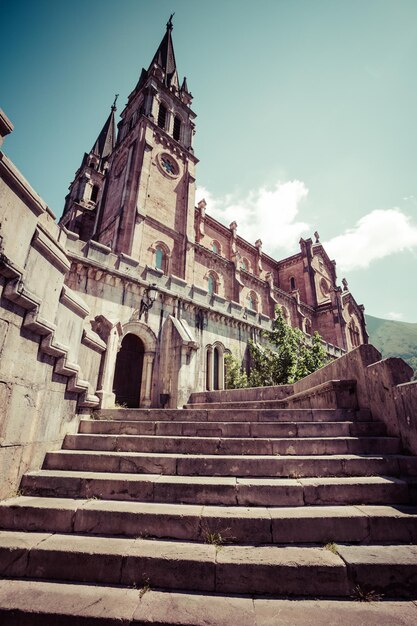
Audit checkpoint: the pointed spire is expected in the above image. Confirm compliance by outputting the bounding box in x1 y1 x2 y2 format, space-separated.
91 97 117 160
111 93 119 112
180 76 189 93
148 14 179 88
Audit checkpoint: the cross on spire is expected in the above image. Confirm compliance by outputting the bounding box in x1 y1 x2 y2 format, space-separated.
167 13 175 30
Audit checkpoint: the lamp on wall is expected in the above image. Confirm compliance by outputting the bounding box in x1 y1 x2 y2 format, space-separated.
139 283 158 320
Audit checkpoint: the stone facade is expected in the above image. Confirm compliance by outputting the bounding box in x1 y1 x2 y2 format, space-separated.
0 110 105 498
58 19 367 411
0 21 369 497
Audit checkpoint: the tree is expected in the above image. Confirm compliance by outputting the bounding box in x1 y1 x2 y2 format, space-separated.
248 307 328 386
224 352 248 389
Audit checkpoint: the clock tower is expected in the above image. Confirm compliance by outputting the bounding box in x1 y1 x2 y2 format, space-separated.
93 16 198 280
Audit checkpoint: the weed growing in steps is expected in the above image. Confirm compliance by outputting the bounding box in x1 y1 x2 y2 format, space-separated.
352 584 384 602
204 531 226 547
132 576 151 598
324 542 339 555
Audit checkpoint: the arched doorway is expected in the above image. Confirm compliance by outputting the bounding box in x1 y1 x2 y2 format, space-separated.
113 334 145 407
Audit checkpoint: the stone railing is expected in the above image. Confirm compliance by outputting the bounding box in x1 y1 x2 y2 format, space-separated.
0 115 105 498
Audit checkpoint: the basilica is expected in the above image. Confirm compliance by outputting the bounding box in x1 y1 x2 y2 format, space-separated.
56 17 366 409
3 18 417 618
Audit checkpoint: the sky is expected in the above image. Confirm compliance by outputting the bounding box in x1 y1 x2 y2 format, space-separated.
1 0 417 322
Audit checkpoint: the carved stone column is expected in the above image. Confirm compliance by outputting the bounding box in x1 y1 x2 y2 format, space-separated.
218 349 225 391
140 351 155 407
92 317 123 408
206 346 213 391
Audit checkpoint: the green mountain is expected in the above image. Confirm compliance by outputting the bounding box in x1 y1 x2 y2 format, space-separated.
365 314 417 379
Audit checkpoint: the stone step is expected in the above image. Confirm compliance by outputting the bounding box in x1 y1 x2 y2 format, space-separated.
1 581 417 626
1 497 417 545
80 419 387 438
20 471 412 506
63 433 401 456
187 379 358 412
41 449 417 478
97 407 372 423
0 531 417 598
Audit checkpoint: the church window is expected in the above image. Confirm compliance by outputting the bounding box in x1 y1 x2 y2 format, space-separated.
206 348 212 390
281 306 290 324
241 257 251 272
349 321 360 348
320 278 330 297
161 155 176 175
158 103 167 129
90 184 99 203
206 344 225 391
248 291 258 312
211 240 221 254
207 272 218 295
155 246 165 271
290 276 296 291
213 347 220 390
173 116 182 141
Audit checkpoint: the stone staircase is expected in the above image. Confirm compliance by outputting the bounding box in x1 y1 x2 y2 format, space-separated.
1 387 417 623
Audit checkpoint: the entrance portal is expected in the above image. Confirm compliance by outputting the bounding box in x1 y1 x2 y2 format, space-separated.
113 334 144 408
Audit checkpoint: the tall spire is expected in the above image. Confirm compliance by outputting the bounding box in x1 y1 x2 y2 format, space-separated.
91 97 117 160
148 14 179 88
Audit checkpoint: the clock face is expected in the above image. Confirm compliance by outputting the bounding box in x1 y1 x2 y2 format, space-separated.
157 152 179 178
161 156 176 174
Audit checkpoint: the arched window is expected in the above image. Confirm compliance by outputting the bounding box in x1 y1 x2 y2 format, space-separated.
248 291 258 312
173 116 182 141
211 240 221 254
206 347 212 391
206 344 225 391
207 272 218 295
155 246 165 271
290 276 296 291
213 347 220 390
349 321 360 348
281 306 290 324
241 257 250 272
90 184 99 203
158 103 167 129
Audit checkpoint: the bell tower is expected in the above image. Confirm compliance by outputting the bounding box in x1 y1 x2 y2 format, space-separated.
94 16 198 279
60 98 117 241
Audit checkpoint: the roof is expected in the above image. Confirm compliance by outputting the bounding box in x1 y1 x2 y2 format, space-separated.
148 15 179 88
91 105 116 160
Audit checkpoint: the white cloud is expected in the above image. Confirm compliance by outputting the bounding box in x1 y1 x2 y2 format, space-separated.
195 181 310 255
324 208 417 271
385 311 404 321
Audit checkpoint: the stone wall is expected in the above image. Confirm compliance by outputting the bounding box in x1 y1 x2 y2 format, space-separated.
191 343 417 455
0 113 104 498
293 344 417 452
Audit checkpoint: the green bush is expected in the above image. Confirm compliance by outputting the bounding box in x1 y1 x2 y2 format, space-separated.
249 307 328 385
224 352 248 389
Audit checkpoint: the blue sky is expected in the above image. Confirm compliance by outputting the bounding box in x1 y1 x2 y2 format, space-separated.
2 0 417 322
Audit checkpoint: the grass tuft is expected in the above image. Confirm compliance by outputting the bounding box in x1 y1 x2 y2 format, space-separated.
351 584 384 602
324 542 339 555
